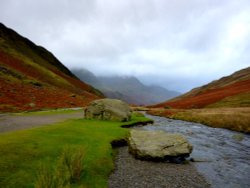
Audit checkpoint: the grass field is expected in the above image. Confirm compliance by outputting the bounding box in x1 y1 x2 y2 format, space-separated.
148 107 250 133
0 112 151 188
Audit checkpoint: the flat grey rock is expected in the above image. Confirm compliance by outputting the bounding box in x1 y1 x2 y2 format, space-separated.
128 130 193 160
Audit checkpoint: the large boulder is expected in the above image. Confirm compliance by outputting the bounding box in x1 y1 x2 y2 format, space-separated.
128 130 193 161
84 98 132 122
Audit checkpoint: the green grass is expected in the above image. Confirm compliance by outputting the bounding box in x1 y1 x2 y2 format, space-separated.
0 113 151 188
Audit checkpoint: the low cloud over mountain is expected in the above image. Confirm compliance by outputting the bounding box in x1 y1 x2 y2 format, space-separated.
72 68 180 105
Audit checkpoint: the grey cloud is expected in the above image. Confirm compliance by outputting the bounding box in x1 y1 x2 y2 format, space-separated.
0 0 249 92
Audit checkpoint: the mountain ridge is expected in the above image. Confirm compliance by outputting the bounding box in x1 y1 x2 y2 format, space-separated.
0 23 103 112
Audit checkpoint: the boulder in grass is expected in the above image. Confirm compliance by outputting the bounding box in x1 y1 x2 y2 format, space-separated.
128 130 193 162
84 98 132 122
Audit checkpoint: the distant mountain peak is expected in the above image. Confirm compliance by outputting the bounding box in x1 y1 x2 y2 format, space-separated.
72 68 181 105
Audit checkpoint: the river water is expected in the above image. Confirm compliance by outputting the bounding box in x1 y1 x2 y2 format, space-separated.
142 114 250 188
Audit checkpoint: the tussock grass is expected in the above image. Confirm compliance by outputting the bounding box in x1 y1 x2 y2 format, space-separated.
0 113 151 188
35 146 85 188
148 107 250 133
35 164 54 188
58 146 85 184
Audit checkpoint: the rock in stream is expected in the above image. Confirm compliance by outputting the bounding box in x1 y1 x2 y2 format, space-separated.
128 129 193 162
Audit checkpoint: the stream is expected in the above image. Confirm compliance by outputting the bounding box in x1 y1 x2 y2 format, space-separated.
141 114 250 188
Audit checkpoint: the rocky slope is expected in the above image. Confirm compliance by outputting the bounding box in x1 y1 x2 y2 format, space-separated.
151 67 250 108
0 23 103 112
72 68 180 105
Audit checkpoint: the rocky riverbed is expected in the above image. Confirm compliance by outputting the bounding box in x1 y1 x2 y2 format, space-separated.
142 114 250 188
109 147 210 188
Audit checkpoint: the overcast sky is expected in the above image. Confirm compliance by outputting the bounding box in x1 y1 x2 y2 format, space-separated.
1 0 250 92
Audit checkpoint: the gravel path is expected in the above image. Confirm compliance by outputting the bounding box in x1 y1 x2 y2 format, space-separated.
0 111 83 133
109 147 211 188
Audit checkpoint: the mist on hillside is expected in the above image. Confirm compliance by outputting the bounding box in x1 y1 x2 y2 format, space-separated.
72 68 181 105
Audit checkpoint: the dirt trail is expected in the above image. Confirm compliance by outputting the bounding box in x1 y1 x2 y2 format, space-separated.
0 111 83 133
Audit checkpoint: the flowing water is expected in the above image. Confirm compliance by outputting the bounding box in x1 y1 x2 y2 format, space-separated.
141 114 250 188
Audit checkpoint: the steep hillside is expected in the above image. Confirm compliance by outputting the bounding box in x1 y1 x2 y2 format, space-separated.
72 68 180 105
0 23 103 112
151 67 250 109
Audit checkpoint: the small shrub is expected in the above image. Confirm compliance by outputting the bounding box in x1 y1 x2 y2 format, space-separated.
35 164 54 188
59 146 85 183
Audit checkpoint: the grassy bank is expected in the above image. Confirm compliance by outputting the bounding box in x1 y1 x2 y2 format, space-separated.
0 112 151 188
148 107 250 133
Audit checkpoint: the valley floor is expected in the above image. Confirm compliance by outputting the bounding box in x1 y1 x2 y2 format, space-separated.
0 109 212 188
